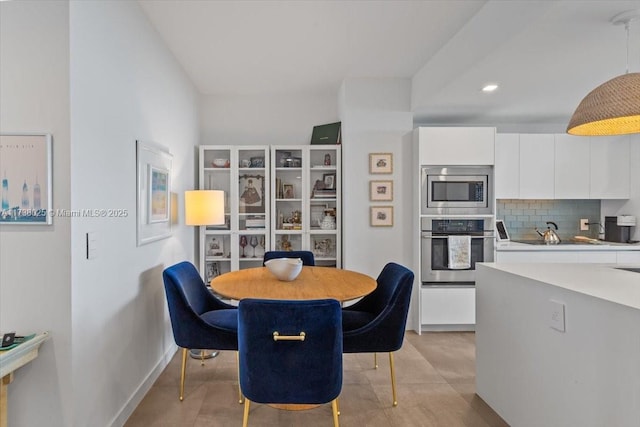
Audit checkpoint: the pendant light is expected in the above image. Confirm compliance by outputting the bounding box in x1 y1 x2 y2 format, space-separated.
567 10 640 136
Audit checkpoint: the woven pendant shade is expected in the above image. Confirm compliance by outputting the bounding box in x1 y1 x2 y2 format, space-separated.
567 72 640 136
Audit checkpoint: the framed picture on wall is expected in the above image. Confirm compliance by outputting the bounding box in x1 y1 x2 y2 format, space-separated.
0 133 53 225
137 140 173 245
369 153 393 174
369 180 393 201
147 165 170 224
370 205 393 227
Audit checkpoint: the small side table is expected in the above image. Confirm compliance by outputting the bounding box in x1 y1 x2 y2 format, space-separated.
0 332 50 427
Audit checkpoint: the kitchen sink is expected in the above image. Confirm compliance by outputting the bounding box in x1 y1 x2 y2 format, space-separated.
615 267 640 274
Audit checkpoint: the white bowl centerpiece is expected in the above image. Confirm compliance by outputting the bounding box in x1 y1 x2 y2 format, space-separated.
265 258 303 281
212 158 229 168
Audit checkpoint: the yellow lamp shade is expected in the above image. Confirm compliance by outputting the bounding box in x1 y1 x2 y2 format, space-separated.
567 72 640 136
184 190 225 226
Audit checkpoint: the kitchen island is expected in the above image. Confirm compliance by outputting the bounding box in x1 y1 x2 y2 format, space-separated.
475 263 640 427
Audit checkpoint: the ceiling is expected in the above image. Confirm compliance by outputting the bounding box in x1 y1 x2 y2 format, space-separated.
139 0 640 127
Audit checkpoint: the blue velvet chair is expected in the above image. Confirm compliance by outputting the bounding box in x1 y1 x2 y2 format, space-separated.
162 261 240 402
342 262 414 407
263 250 315 266
238 298 342 427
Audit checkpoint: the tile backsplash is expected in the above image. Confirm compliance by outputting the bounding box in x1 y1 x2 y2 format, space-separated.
496 199 601 240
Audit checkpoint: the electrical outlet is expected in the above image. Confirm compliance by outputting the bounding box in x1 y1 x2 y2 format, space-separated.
580 218 589 231
548 300 565 332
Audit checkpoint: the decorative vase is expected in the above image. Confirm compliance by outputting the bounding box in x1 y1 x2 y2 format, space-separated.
320 213 336 230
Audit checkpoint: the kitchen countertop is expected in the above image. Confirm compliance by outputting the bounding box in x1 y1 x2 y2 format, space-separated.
496 240 640 251
478 262 640 310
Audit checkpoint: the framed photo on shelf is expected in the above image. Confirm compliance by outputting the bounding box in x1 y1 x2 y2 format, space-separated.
310 203 327 228
282 184 295 199
369 180 393 201
239 174 265 213
369 152 393 174
206 236 225 258
205 261 221 282
323 173 336 190
370 205 393 227
0 133 53 225
136 140 172 246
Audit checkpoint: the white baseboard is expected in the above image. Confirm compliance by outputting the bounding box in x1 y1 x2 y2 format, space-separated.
421 324 475 332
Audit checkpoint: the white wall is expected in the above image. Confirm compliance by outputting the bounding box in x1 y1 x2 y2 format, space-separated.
69 2 199 426
0 2 73 425
338 78 415 323
602 134 640 242
200 93 338 145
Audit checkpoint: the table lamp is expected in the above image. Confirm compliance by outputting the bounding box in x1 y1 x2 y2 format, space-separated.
184 189 225 360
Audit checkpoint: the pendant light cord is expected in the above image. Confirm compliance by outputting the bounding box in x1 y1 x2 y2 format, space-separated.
625 20 629 74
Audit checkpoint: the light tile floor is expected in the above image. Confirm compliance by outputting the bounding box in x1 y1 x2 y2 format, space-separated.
125 332 509 426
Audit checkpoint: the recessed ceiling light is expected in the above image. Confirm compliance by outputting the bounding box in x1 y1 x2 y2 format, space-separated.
482 84 498 92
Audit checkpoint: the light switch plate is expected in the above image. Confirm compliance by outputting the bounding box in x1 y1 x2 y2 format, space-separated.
549 300 565 332
86 232 98 260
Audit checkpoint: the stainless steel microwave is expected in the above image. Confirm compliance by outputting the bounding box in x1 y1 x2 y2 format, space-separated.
422 166 492 214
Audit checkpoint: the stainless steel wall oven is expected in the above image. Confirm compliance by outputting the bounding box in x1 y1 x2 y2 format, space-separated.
421 217 494 286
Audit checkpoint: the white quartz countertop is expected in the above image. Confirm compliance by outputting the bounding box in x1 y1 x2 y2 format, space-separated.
496 241 640 251
479 263 640 310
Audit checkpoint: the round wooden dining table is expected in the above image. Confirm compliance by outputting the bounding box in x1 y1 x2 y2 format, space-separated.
211 266 376 412
210 266 376 302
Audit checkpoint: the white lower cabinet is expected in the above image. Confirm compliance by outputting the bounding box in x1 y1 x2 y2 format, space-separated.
420 287 475 328
577 251 617 263
496 250 638 264
496 251 578 263
617 251 640 264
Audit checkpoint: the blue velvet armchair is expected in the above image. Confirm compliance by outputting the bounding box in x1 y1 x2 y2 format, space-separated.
162 261 239 401
342 262 414 407
263 250 315 266
238 298 342 426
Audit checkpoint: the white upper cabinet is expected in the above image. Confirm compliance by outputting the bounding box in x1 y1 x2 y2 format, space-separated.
589 136 630 199
494 134 520 199
554 134 590 199
519 134 554 199
494 133 630 200
416 127 495 165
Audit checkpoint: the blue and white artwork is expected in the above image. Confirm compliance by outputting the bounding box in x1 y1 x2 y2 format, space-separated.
0 134 52 224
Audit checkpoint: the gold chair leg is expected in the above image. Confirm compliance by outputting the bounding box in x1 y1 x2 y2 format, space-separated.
236 351 244 404
242 399 251 427
331 399 340 427
179 348 188 401
336 397 340 416
389 352 398 407
200 350 205 366
374 352 378 369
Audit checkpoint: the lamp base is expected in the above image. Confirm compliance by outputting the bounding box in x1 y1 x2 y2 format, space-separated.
189 349 219 361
